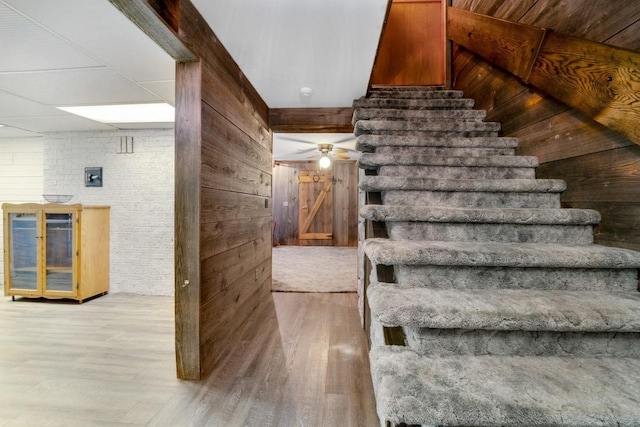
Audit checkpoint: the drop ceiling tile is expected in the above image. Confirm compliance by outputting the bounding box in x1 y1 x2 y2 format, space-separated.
1 115 116 133
0 125 42 138
0 68 161 106
5 0 175 82
0 3 103 72
110 122 174 130
0 90 66 118
140 81 176 106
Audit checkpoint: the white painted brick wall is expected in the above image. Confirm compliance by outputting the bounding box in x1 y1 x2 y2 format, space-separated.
0 138 45 286
43 129 175 295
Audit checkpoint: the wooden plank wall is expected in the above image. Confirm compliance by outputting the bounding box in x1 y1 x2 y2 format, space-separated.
174 1 273 379
272 161 358 247
451 0 640 251
371 0 445 86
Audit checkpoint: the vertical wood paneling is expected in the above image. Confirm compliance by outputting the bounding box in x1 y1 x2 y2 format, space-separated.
451 0 640 251
174 61 202 380
272 161 358 247
371 0 445 86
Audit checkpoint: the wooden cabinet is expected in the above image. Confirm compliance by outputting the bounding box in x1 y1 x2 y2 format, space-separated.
2 203 110 303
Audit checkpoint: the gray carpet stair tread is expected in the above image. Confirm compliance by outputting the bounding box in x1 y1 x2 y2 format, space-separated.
358 153 538 169
359 205 601 224
363 238 640 268
356 135 518 151
360 176 566 192
367 282 640 331
355 119 500 134
370 345 640 427
353 98 475 109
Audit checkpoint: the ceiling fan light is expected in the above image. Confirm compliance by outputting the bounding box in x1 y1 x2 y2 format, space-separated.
319 155 331 169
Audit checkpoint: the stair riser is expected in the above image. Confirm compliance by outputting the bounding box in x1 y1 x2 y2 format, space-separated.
375 146 516 157
386 222 594 245
353 99 475 110
382 190 561 209
358 130 500 138
357 135 518 151
356 122 500 134
378 165 535 180
353 109 486 122
404 328 640 358
394 265 637 292
369 90 463 99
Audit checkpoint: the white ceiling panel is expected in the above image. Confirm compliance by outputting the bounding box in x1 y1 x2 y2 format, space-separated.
4 0 176 82
0 68 162 106
0 125 41 138
140 81 176 106
0 91 67 118
0 3 103 72
0 115 116 133
192 0 387 108
110 122 174 130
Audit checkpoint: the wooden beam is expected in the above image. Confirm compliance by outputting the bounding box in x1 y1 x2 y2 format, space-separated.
447 6 640 146
107 0 196 62
269 108 355 133
447 7 546 81
528 32 640 144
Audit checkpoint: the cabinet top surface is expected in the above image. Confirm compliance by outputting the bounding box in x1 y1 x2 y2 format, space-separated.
2 203 110 211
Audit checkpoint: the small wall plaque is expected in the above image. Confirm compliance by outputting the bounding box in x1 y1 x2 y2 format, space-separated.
85 167 103 187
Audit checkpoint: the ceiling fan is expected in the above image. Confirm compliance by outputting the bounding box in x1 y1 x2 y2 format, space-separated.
274 134 359 168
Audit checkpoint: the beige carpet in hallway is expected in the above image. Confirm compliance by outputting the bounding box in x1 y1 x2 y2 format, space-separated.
271 245 358 292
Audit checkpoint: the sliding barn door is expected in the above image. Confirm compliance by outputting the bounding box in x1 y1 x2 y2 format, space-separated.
298 170 333 246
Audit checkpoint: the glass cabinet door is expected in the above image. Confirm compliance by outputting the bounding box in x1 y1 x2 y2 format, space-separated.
43 212 76 294
7 213 38 291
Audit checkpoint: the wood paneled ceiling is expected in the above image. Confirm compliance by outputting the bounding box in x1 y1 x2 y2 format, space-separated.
0 0 387 146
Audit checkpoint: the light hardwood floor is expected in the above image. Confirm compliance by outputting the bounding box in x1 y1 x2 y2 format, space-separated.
0 292 378 426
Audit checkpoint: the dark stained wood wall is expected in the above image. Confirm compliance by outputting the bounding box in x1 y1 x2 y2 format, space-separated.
171 1 272 379
451 0 640 251
272 161 358 247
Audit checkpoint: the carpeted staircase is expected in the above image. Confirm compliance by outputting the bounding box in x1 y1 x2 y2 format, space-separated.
354 86 640 427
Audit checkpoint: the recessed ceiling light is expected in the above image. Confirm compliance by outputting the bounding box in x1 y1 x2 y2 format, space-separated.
299 87 314 97
57 103 175 124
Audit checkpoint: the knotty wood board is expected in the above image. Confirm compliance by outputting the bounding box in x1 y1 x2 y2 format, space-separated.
528 32 640 144
514 109 634 163
448 7 546 80
272 164 300 246
564 201 640 252
371 0 445 86
536 145 640 203
200 230 271 305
